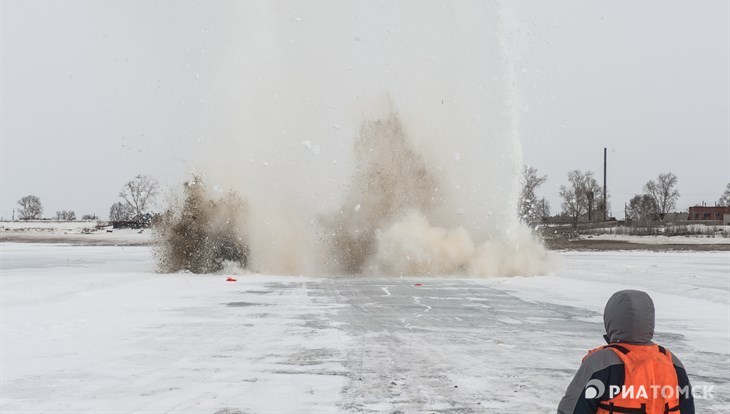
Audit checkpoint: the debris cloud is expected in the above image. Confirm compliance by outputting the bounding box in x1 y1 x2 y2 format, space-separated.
159 1 556 276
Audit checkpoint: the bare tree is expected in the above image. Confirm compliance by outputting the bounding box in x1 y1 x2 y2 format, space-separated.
17 195 43 220
109 201 134 222
518 165 547 224
643 173 680 220
718 183 730 207
119 175 159 216
55 210 77 221
626 194 658 225
559 170 601 228
538 198 551 219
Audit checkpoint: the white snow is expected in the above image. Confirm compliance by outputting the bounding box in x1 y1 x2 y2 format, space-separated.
1 220 103 231
0 221 152 245
580 233 730 245
1 244 728 413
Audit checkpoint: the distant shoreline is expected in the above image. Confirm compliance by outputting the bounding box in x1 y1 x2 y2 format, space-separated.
0 231 153 246
544 237 730 252
0 233 152 246
2 233 729 252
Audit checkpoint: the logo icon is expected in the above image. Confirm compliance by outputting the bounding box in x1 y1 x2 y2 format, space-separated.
585 379 605 399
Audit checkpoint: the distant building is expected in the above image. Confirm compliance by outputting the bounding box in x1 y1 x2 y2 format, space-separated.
687 205 730 221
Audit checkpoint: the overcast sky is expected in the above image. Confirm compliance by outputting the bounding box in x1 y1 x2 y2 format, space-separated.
1 1 728 220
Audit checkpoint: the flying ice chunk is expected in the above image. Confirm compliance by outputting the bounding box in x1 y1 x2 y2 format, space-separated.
354 204 361 212
302 140 320 156
454 152 461 162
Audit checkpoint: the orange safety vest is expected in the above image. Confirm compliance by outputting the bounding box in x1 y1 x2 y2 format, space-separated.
583 343 682 414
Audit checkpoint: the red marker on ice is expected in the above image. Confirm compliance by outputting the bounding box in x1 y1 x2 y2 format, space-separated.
226 277 237 282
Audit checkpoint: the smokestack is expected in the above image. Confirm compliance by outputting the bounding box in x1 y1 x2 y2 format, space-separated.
603 147 607 221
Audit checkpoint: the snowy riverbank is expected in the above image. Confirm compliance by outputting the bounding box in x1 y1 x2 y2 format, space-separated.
0 221 152 245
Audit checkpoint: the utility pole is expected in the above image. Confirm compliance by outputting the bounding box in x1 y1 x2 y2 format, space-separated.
587 191 594 221
603 147 607 221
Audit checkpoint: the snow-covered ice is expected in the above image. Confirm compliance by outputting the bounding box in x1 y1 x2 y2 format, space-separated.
1 244 728 413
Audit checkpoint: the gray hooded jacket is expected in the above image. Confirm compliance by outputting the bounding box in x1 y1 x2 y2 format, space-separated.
603 289 654 344
557 290 694 414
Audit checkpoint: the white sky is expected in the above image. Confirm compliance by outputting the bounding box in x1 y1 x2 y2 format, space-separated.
1 1 728 220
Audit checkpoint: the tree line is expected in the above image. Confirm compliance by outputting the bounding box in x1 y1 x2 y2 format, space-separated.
519 168 730 228
13 175 159 222
12 172 730 225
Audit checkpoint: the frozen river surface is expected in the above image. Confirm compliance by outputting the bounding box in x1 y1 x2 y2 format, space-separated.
1 244 728 413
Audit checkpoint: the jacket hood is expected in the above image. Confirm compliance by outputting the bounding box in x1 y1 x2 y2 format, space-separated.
603 290 655 344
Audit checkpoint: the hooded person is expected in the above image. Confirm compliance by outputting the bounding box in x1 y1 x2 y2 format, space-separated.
557 290 694 414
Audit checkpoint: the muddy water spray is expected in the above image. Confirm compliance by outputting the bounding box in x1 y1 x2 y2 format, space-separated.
162 1 556 276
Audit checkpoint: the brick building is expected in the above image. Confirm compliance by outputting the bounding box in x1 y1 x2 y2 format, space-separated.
687 205 730 221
